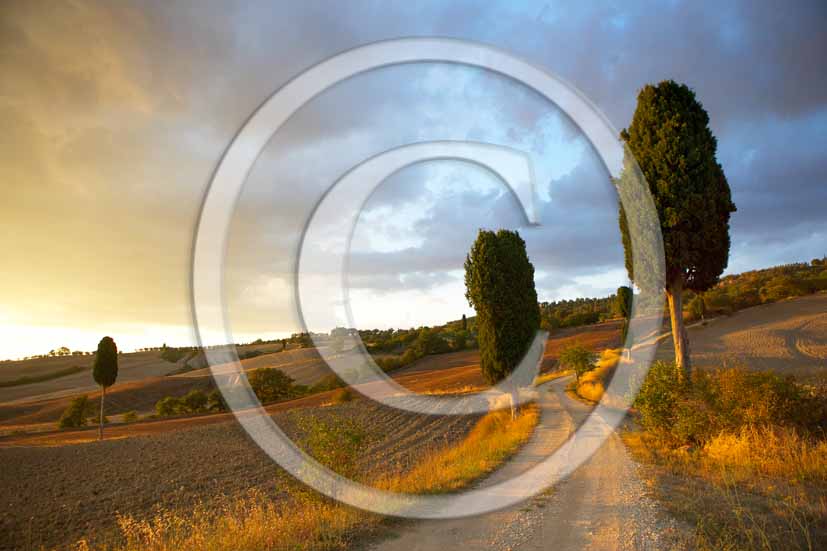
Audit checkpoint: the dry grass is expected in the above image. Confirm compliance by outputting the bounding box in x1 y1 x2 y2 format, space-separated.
575 348 622 403
704 426 827 483
533 370 572 386
76 405 539 551
379 404 539 494
419 384 486 396
624 427 827 550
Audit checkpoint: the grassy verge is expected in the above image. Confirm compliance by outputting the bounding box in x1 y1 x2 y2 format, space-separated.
624 363 827 550
0 365 86 388
624 428 827 550
533 369 572 386
78 404 539 551
573 348 621 403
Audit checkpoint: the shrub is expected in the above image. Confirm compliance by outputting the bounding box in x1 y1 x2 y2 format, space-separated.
247 368 300 404
155 396 182 417
122 410 139 423
687 294 706 321
330 388 353 404
207 389 227 412
180 390 208 413
634 362 827 445
58 395 94 429
309 374 345 393
374 356 403 373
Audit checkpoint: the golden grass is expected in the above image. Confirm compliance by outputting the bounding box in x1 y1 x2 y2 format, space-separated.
704 425 827 483
624 427 827 550
78 405 539 551
575 348 621 403
419 384 486 396
379 404 539 494
533 370 572 386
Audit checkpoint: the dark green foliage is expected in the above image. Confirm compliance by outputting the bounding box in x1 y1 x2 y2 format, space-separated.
237 349 264 360
122 411 139 423
247 368 302 404
615 286 633 319
462 314 467 331
619 80 736 293
155 396 182 416
207 389 227 412
539 296 614 330
702 261 827 314
453 332 467 351
618 81 736 374
160 346 186 364
156 388 225 416
687 294 706 320
308 374 346 393
180 390 208 412
559 344 597 382
464 229 540 385
58 395 94 429
634 362 827 445
92 336 118 388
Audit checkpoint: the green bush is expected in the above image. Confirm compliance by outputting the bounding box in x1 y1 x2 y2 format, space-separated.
155 396 182 417
122 410 139 423
248 368 302 404
634 362 827 445
308 374 345 393
58 395 94 429
180 389 208 413
207 389 227 412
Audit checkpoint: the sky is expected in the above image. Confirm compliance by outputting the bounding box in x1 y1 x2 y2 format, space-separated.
1 1 826 359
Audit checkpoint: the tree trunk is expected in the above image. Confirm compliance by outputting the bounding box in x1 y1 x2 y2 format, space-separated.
508 385 519 420
665 280 691 380
99 386 105 441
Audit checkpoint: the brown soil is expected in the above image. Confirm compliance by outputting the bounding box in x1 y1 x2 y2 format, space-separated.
0 399 479 551
655 293 827 381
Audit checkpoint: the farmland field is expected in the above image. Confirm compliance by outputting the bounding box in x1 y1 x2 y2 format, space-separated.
655 293 827 381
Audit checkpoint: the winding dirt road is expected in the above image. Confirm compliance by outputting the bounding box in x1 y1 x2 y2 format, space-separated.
370 377 687 551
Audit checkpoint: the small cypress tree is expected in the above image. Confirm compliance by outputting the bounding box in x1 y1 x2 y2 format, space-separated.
92 336 118 440
616 285 634 358
618 80 735 379
615 286 633 320
465 229 539 415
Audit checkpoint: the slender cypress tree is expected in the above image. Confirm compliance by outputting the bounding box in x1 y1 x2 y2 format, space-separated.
618 81 735 378
465 229 539 415
92 336 118 440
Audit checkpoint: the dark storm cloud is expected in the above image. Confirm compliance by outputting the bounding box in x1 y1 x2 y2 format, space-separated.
2 0 825 343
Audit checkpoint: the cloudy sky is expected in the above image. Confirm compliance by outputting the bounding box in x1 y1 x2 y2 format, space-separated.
2 1 825 359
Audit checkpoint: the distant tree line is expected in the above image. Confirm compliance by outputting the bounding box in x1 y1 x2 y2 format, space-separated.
689 258 827 319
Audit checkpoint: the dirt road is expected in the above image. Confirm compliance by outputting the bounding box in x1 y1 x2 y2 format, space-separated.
369 377 687 551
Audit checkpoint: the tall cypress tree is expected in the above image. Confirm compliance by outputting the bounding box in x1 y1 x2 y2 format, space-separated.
464 229 539 400
618 81 735 378
92 336 118 440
